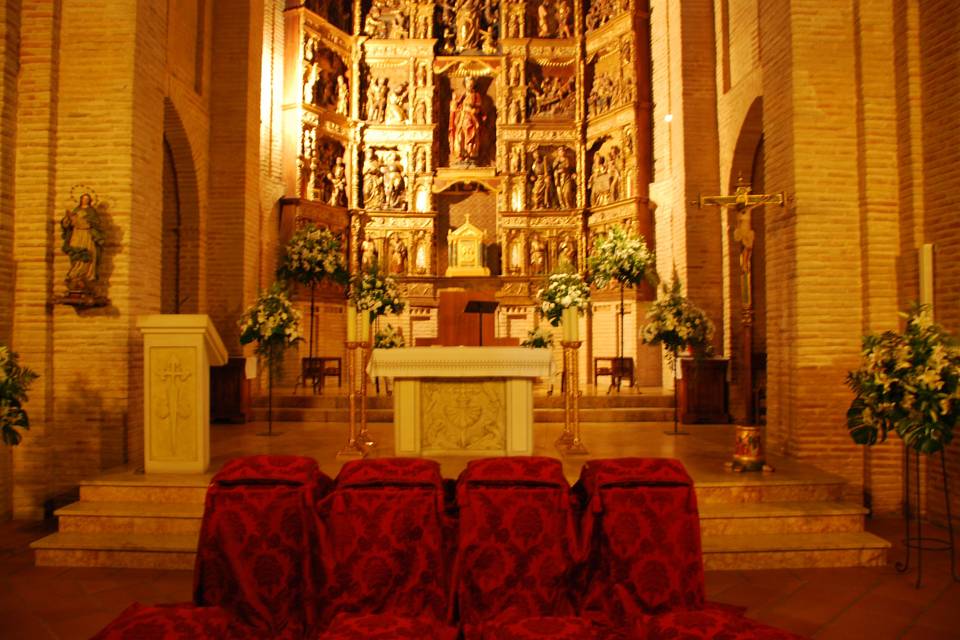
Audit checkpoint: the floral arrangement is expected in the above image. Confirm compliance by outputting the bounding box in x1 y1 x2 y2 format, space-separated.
0 346 38 446
536 271 591 327
521 325 555 349
846 305 960 455
374 324 406 349
587 226 657 289
641 275 714 363
349 264 405 319
239 283 303 356
276 224 348 287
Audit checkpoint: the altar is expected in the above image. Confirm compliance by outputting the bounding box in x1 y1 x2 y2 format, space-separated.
368 347 552 457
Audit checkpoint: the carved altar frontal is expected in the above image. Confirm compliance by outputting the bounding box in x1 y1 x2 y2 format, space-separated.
368 347 552 456
285 0 651 307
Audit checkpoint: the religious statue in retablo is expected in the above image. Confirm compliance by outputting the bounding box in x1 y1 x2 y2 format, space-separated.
449 77 486 166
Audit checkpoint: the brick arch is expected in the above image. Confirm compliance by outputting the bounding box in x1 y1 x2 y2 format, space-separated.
162 98 202 313
726 97 766 424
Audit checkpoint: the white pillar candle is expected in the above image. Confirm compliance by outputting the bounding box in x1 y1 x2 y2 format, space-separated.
360 310 371 343
563 307 579 342
347 304 357 342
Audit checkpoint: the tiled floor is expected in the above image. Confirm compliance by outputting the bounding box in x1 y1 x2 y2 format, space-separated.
1 517 958 638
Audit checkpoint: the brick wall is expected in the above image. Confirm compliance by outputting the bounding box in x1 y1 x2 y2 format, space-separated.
919 0 960 528
0 0 20 519
11 0 60 519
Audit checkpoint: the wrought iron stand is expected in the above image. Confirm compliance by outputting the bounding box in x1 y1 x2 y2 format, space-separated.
897 446 960 588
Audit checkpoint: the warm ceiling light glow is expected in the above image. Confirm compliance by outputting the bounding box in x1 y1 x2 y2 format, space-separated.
664 113 673 123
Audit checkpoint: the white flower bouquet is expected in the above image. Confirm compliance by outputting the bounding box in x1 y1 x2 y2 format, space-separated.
239 283 303 356
277 224 348 287
521 325 555 349
641 276 714 363
846 305 960 454
0 346 38 446
587 226 657 289
349 264 405 319
374 324 406 349
536 271 591 327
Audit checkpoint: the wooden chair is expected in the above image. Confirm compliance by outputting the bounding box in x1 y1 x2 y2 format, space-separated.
295 357 342 395
593 357 635 392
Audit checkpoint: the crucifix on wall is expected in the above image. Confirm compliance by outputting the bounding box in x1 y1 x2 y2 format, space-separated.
697 175 784 425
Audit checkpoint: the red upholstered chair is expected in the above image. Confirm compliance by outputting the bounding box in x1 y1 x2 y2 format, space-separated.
193 455 330 640
89 603 236 640
315 458 455 633
636 606 811 639
574 458 706 628
317 612 459 640
453 457 584 639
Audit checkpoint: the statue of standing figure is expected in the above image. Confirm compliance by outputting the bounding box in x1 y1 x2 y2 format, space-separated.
449 77 486 165
363 149 386 208
382 152 407 210
528 147 555 209
61 193 105 293
384 81 409 124
326 157 348 207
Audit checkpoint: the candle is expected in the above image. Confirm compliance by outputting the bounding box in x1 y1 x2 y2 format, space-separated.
563 307 578 342
360 310 371 343
347 304 357 342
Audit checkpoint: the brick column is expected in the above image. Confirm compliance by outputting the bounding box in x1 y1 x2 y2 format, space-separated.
760 0 868 496
11 0 59 519
208 0 265 353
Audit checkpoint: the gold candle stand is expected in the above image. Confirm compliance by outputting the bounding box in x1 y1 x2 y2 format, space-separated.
559 340 588 456
337 341 367 458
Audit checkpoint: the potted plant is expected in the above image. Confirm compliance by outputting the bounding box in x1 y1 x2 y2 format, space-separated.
846 304 959 454
521 326 555 349
276 224 348 389
536 270 591 341
349 263 405 335
0 346 38 446
239 283 303 436
845 304 960 586
641 274 715 436
587 226 657 391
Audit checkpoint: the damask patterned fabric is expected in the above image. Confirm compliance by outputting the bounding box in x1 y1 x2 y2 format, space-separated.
636 606 811 640
316 612 459 640
193 455 328 640
89 603 235 640
575 458 706 625
479 616 599 640
454 457 579 637
315 458 452 627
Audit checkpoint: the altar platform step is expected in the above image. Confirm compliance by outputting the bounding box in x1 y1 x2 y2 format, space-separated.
30 457 889 571
701 531 890 570
249 391 677 423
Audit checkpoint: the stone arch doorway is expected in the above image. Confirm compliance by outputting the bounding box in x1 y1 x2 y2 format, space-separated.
161 99 202 313
727 97 766 424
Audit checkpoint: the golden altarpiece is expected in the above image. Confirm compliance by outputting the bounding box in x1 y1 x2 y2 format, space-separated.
280 0 653 382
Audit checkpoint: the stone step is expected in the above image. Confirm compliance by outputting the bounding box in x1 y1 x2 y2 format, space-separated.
250 408 395 422
56 501 204 535
534 408 675 422
698 501 867 535
31 532 198 570
701 531 891 570
254 393 675 410
695 479 846 505
250 407 676 423
79 472 210 504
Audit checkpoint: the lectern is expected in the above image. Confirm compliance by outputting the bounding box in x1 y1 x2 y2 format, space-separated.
464 300 499 346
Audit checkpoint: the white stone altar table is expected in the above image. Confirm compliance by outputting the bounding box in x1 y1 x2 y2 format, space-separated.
368 347 552 457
